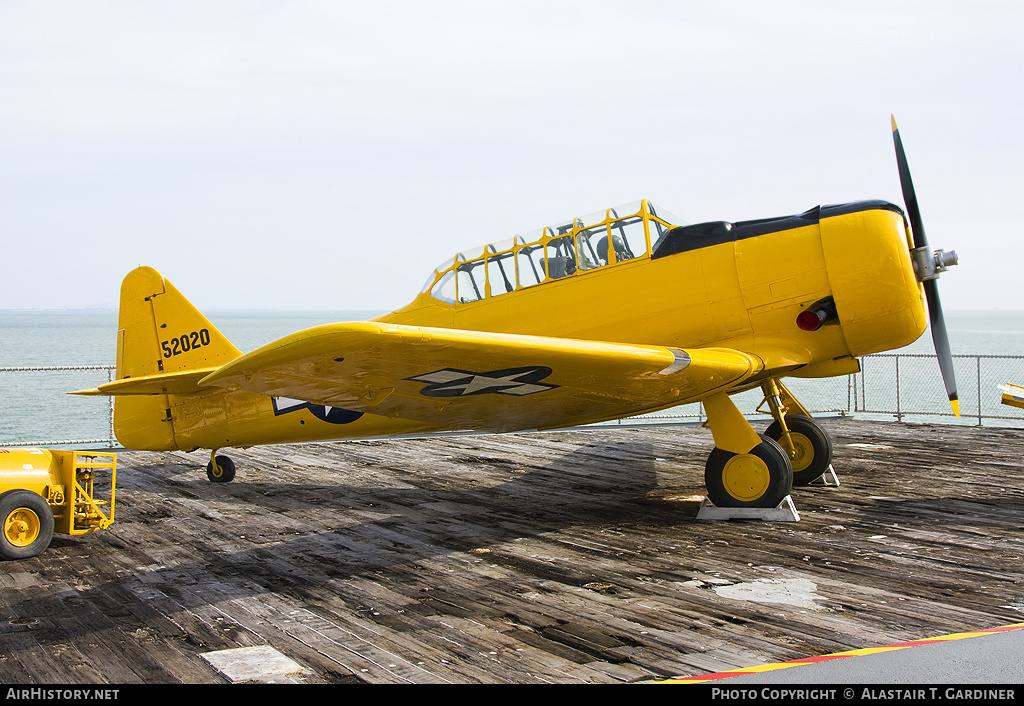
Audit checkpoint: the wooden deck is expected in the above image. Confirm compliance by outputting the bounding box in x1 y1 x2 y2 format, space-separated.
1 418 1023 684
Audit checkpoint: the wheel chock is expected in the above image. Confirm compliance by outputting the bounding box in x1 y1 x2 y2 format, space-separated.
696 495 800 522
807 464 841 487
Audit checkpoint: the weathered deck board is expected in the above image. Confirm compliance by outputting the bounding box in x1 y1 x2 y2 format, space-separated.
1 418 1023 683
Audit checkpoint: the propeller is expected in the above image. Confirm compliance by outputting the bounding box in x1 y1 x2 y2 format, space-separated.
891 115 960 416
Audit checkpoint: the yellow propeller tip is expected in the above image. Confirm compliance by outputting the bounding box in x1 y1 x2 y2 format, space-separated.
950 399 960 417
891 115 898 132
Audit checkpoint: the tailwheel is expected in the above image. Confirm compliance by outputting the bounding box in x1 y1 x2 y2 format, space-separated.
705 435 793 509
207 453 236 483
765 415 833 486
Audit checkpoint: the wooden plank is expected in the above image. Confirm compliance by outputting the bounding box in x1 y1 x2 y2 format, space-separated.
1 419 1023 683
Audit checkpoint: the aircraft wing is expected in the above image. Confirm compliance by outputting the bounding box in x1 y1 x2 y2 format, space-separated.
197 322 763 432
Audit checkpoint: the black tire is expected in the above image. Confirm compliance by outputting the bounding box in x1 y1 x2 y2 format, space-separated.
705 435 793 508
765 415 833 486
0 489 55 560
207 455 236 483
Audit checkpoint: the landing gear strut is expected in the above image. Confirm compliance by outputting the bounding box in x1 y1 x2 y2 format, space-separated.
759 379 834 486
765 414 833 485
207 450 236 483
700 380 837 511
701 392 794 509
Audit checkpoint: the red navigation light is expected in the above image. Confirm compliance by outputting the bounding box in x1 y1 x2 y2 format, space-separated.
797 310 825 331
797 297 838 332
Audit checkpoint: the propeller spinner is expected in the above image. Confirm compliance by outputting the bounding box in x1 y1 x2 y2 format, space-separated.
891 115 960 416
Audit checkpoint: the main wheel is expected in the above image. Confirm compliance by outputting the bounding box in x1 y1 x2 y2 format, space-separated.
764 415 833 486
705 435 793 508
0 490 55 560
207 455 236 483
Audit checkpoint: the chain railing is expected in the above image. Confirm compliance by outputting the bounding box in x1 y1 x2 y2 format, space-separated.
0 365 116 447
2 355 1022 447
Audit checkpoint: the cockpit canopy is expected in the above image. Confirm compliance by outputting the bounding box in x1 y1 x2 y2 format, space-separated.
420 199 683 305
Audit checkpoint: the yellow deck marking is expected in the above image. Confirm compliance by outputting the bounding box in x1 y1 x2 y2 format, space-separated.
660 622 1024 683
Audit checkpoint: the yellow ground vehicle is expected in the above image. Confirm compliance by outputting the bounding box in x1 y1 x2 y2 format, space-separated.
0 449 116 560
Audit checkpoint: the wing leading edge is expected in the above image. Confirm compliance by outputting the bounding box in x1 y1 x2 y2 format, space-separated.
198 322 763 433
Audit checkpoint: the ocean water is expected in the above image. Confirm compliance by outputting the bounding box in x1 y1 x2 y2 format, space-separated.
899 310 1024 356
0 309 383 444
1 309 1022 445
0 309 387 367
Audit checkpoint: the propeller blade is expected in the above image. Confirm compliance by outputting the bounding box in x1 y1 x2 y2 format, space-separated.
891 115 959 416
891 115 928 250
924 278 959 416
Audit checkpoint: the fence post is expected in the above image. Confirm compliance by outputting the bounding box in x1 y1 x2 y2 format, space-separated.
860 358 866 412
977 356 982 427
108 365 116 442
895 355 902 421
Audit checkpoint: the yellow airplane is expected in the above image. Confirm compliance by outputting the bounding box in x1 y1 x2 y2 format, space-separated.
74 118 959 510
1000 383 1024 410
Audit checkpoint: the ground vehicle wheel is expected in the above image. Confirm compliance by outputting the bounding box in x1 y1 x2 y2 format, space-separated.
0 489 55 560
207 455 236 483
765 415 833 486
705 435 793 508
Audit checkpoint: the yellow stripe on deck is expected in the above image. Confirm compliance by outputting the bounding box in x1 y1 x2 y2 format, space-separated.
660 622 1024 683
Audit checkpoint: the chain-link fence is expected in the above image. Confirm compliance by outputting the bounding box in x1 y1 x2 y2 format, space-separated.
615 372 854 426
854 354 1024 426
609 353 1024 428
2 355 1023 447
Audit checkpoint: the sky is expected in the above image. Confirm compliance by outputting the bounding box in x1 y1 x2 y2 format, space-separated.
1 1 1021 312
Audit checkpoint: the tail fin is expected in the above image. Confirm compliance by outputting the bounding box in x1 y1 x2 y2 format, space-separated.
113 267 241 449
116 266 240 379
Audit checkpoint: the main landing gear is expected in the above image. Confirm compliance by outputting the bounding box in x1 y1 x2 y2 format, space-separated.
701 379 835 511
704 434 793 509
765 414 833 486
207 450 236 483
758 379 834 486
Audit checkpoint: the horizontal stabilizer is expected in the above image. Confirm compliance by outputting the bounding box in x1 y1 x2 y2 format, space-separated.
70 367 221 396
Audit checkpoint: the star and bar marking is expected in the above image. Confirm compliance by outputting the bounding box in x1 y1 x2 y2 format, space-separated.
405 366 557 398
